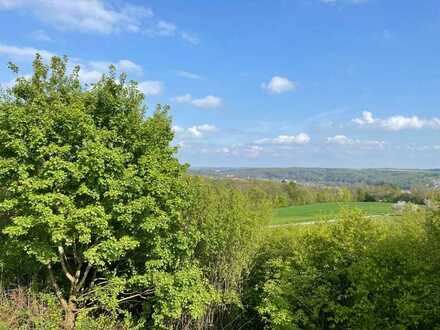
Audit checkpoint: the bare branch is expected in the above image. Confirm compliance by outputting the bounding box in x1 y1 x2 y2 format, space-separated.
117 289 155 303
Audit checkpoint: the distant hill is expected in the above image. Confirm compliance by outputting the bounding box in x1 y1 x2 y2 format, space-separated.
191 167 440 189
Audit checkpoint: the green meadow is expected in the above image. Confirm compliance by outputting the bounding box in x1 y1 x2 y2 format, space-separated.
272 201 394 225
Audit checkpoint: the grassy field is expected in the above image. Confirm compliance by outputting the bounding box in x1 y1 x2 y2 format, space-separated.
272 202 394 225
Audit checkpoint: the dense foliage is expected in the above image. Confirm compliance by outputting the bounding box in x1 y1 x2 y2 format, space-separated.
243 207 440 329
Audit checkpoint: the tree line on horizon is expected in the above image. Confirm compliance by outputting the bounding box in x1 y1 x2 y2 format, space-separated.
192 167 440 190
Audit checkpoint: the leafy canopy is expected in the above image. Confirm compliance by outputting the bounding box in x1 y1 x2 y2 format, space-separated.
0 55 206 326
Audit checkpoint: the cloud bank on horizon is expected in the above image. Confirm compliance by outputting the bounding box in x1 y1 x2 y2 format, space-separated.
0 0 439 168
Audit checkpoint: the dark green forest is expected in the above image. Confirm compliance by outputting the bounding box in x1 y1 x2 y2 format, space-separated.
1 57 439 329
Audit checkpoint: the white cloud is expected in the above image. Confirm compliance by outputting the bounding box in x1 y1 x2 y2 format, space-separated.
86 59 143 75
326 135 384 148
31 29 52 42
215 145 263 158
172 125 184 134
353 111 375 125
188 124 217 137
216 147 231 154
78 69 103 84
255 133 310 145
156 20 176 36
262 76 297 94
173 124 218 138
173 94 222 109
353 111 440 131
173 94 193 103
0 0 153 34
0 43 150 87
0 78 14 89
176 71 202 80
138 80 163 96
75 59 143 84
180 31 199 45
117 59 143 75
1 77 22 89
145 20 177 37
326 135 353 145
245 145 264 158
0 43 55 60
380 116 428 131
0 74 31 89
0 43 144 84
192 95 222 109
145 22 199 45
1 1 199 44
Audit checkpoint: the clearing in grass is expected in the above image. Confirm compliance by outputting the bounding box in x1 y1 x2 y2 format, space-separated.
272 202 393 225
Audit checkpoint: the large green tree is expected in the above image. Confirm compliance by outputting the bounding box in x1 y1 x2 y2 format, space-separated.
0 55 207 328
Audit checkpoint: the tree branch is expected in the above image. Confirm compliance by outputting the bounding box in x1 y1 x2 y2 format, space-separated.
47 264 68 311
58 246 76 283
74 265 82 282
78 263 93 291
117 288 155 303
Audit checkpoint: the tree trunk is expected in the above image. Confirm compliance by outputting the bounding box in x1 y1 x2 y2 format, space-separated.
64 303 76 330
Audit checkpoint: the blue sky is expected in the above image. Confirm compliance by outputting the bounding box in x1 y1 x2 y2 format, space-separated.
1 0 440 168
